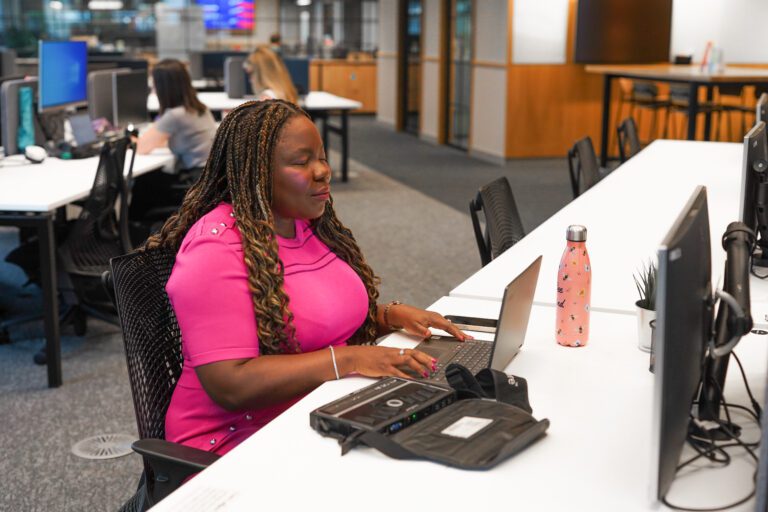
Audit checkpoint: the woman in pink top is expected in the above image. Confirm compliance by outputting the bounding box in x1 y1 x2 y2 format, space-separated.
143 100 470 455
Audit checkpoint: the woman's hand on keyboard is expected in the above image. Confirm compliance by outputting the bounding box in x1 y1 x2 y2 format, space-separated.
388 304 474 341
346 346 437 379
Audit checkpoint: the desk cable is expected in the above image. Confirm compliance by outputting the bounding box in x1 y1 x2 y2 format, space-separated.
663 352 762 511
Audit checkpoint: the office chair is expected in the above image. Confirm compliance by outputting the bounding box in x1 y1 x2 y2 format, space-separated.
56 138 132 328
106 249 219 511
663 83 721 140
567 137 602 199
617 117 642 163
612 81 668 149
469 177 526 267
0 137 135 356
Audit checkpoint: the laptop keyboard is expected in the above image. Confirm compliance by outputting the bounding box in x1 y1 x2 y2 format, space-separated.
430 340 492 383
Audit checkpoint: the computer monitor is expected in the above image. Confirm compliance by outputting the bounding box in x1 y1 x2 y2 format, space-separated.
201 51 248 80
38 40 88 113
650 185 713 502
283 57 310 95
88 68 129 126
111 69 149 129
758 93 768 125
739 122 768 265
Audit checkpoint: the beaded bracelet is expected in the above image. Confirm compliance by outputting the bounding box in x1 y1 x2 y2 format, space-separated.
383 300 403 330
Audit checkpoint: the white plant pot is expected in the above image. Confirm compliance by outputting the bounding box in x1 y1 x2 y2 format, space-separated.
636 301 656 352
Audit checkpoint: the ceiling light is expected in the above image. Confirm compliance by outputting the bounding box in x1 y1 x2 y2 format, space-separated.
297 0 312 6
87 0 124 9
49 1 64 10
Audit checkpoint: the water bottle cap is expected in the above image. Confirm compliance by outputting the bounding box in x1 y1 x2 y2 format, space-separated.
567 225 587 242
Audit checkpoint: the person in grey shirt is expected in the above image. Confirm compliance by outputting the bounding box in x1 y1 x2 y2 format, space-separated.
137 58 216 171
130 59 216 235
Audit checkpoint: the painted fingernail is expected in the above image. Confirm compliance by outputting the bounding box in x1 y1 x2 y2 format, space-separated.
422 371 429 378
431 358 437 363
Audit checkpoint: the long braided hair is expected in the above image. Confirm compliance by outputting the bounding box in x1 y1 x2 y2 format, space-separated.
144 99 380 354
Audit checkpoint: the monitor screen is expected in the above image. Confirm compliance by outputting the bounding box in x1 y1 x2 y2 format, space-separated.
650 185 712 502
39 40 88 112
574 0 673 64
283 58 310 95
196 0 255 31
739 122 768 235
112 70 149 129
202 51 248 80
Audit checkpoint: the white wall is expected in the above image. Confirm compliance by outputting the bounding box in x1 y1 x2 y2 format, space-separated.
254 0 279 45
420 0 442 141
671 0 768 63
377 0 399 126
470 0 507 161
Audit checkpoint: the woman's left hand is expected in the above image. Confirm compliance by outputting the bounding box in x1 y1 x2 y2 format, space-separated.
388 304 474 341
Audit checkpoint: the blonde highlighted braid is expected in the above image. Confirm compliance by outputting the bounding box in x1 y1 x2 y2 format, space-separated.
144 99 380 354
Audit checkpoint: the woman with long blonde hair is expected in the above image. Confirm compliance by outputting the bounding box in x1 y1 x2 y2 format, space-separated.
244 45 298 103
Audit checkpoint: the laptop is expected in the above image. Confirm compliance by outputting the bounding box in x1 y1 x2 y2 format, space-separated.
413 255 542 384
67 113 104 159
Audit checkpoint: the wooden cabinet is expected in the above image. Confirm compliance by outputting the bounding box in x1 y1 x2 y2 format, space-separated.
309 60 377 113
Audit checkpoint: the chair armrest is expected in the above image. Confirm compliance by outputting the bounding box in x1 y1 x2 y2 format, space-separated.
132 439 221 507
133 438 220 472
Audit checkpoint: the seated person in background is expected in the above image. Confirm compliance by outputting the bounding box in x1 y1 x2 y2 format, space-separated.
144 100 470 455
244 45 298 104
130 59 217 222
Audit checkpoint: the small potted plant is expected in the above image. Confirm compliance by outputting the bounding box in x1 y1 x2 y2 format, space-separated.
633 261 657 352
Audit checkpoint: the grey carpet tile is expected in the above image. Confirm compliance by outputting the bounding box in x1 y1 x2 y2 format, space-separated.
329 151 481 308
346 116 574 231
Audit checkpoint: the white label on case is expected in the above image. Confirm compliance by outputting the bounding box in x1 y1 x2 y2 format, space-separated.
441 416 493 439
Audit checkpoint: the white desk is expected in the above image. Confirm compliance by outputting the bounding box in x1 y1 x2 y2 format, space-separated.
147 91 363 114
451 140 743 316
151 296 766 511
147 91 362 182
0 149 174 387
0 151 173 212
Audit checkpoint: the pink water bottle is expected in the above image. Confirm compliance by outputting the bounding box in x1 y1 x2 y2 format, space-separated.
556 225 591 347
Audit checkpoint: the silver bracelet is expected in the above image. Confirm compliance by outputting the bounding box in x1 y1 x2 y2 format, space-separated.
329 345 340 380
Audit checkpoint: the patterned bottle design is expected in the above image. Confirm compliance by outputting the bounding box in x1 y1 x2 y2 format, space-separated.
556 225 591 347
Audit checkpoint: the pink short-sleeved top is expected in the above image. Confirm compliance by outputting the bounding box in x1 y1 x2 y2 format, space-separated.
164 202 369 454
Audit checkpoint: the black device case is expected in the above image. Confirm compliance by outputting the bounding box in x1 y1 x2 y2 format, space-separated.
318 364 550 470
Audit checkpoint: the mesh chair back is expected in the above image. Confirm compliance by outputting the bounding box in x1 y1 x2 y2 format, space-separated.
110 248 182 443
632 81 659 101
469 177 525 266
617 117 642 163
59 138 131 306
567 137 600 198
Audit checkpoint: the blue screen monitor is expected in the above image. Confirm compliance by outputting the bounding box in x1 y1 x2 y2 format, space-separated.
39 40 88 113
196 0 255 30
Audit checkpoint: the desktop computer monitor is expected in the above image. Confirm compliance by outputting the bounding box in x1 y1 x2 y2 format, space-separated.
758 93 768 125
283 57 310 95
88 68 129 126
111 69 149 129
739 122 768 265
38 40 88 113
650 185 713 502
202 51 248 80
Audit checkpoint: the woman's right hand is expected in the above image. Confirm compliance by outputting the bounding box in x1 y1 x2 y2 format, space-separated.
344 346 436 380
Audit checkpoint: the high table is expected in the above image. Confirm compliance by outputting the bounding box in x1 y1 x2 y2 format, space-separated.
0 150 174 387
451 140 742 316
585 64 768 166
147 91 363 182
149 296 766 511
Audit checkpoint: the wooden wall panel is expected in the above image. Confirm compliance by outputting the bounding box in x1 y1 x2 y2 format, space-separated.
311 60 377 114
505 65 608 158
